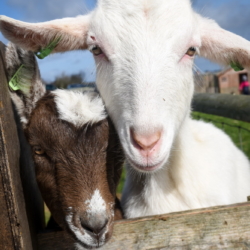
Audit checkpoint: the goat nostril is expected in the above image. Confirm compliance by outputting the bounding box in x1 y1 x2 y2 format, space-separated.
81 219 108 235
130 128 161 151
81 221 94 234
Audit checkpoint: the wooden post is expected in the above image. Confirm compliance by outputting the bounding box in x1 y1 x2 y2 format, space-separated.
192 93 250 123
0 42 44 249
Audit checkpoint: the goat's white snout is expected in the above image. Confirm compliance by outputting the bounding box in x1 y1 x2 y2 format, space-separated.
127 126 167 172
130 128 161 158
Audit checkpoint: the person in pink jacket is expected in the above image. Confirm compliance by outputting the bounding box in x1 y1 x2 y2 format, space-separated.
239 75 250 95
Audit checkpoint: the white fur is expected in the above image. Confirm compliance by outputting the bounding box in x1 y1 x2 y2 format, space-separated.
74 243 87 250
88 0 250 218
1 0 250 219
53 89 107 127
0 15 91 52
85 189 107 218
122 119 250 217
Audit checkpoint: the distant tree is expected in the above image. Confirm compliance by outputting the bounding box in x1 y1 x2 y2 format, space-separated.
50 72 86 89
71 73 83 84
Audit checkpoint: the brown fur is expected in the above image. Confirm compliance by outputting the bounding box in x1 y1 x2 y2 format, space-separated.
24 92 124 248
5 42 124 249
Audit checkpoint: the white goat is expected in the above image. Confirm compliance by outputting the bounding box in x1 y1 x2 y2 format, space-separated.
1 0 250 219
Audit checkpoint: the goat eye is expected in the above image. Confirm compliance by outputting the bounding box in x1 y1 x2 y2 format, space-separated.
91 45 103 56
186 47 196 57
33 146 45 155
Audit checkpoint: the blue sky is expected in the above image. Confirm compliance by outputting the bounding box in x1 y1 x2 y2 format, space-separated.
1 0 250 83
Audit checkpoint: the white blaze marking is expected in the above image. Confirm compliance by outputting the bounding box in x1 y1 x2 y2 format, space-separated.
85 189 106 217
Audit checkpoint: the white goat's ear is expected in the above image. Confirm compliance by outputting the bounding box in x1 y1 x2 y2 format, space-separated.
198 15 250 70
5 43 46 126
0 15 90 53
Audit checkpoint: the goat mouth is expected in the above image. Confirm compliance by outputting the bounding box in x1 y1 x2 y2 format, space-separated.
68 226 108 249
75 240 106 249
127 157 166 173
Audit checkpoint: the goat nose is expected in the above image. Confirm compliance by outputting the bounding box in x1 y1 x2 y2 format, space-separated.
131 129 161 152
80 217 108 236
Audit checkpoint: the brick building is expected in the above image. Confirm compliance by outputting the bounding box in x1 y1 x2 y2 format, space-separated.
194 68 249 94
217 68 249 94
194 71 220 93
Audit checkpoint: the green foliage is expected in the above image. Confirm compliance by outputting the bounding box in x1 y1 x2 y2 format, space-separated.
49 72 85 89
44 204 51 226
117 166 126 194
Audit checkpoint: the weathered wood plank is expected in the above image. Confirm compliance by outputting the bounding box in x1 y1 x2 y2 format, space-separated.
38 202 250 250
0 41 44 249
0 140 15 250
0 41 34 250
192 93 250 122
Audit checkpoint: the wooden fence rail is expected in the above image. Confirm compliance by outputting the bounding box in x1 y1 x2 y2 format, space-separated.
1 40 250 249
192 93 250 123
39 202 250 250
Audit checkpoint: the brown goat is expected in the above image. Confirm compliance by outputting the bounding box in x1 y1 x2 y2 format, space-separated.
5 43 124 249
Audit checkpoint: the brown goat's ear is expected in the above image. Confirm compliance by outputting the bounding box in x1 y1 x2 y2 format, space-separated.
197 14 250 70
5 43 46 126
0 15 90 53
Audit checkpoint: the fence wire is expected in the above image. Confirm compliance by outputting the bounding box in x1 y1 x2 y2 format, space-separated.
192 114 250 155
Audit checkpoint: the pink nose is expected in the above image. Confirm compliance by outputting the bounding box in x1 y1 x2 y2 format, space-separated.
131 129 161 156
